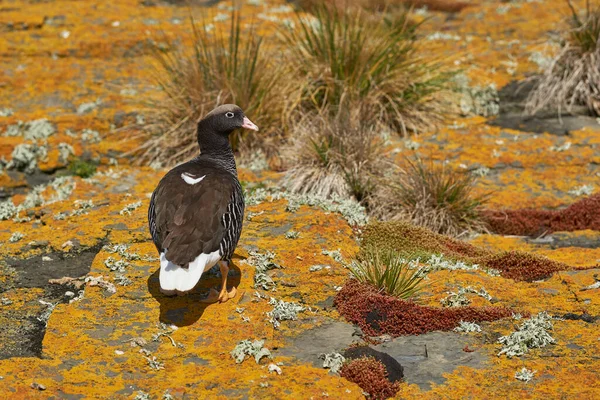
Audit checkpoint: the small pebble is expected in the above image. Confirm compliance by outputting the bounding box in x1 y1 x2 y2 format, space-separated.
115 350 124 355
65 291 75 298
42 256 53 262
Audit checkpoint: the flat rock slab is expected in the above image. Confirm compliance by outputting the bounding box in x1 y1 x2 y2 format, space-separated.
372 331 487 390
277 321 487 390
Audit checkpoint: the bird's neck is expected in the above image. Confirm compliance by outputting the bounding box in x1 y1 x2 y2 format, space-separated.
196 128 238 175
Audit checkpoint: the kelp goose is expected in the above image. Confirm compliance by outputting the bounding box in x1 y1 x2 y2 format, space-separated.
148 104 258 302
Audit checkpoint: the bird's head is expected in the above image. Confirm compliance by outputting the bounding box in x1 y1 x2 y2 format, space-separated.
199 104 259 137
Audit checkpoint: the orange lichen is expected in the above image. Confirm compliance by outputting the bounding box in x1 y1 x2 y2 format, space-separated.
1 0 600 398
483 193 600 236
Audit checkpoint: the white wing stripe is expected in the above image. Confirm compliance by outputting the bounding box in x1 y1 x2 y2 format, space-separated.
181 173 206 185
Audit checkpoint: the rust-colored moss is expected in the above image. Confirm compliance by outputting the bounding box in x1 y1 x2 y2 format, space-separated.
335 280 513 337
340 356 402 400
479 250 571 282
483 193 600 236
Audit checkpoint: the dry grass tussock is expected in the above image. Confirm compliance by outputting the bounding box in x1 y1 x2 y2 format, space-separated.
370 158 489 236
295 0 471 14
281 5 454 135
525 0 600 116
135 13 301 167
281 108 392 201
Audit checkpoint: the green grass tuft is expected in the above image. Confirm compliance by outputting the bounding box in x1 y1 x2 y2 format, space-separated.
349 246 425 299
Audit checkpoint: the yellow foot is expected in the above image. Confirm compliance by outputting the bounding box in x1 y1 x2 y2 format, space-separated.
200 288 220 303
218 286 237 303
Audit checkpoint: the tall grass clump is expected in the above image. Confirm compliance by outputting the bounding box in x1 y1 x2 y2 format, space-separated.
371 157 489 236
349 246 425 299
282 6 453 135
525 0 600 116
281 107 391 201
137 12 299 166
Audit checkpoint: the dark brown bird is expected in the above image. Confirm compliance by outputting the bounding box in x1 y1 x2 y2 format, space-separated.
148 104 258 302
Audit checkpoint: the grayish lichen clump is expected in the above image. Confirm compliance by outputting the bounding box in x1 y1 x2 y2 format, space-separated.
244 186 368 226
454 321 482 333
6 143 48 174
247 250 282 290
120 201 142 216
419 254 500 277
230 339 271 364
80 128 102 143
0 200 18 221
322 249 344 264
515 367 536 382
285 230 300 239
454 74 500 117
441 286 492 307
267 297 305 329
9 232 25 243
320 352 345 374
498 311 556 358
58 142 75 163
4 119 56 140
568 184 594 197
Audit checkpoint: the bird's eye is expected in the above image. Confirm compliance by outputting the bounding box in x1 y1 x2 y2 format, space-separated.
225 112 235 118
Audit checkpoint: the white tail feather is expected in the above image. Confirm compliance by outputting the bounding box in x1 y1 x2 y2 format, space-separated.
159 250 221 294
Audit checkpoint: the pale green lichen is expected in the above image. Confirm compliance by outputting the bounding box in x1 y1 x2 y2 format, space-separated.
72 199 94 216
0 199 18 220
285 230 300 239
58 143 75 163
230 339 271 364
4 119 56 140
114 274 133 286
515 367 536 382
247 251 282 290
322 249 344 264
6 143 48 174
320 352 345 374
119 201 142 216
454 321 482 333
441 286 492 307
80 128 102 143
455 74 500 117
104 257 129 272
48 176 76 203
568 184 594 197
418 254 500 277
134 391 151 400
498 311 555 358
267 297 305 329
77 99 102 115
9 232 25 243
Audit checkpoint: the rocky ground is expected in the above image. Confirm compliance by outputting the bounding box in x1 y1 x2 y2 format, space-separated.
1 0 599 399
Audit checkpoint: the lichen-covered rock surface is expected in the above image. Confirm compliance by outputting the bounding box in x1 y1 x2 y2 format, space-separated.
1 0 599 398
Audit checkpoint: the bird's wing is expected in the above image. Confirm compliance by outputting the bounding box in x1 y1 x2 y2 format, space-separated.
149 165 235 266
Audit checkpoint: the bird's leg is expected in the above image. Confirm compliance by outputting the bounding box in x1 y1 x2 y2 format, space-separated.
217 260 237 303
